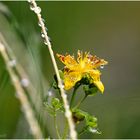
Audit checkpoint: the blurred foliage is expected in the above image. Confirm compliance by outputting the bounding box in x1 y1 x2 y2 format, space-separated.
0 1 140 139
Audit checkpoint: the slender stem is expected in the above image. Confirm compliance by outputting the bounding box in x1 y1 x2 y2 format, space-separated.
74 95 88 109
54 113 61 139
62 120 69 139
78 126 87 136
28 1 77 139
70 83 81 108
70 88 77 108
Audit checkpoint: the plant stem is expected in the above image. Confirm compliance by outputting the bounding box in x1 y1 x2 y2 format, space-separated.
70 83 81 108
70 88 77 108
62 120 69 139
78 126 87 136
28 1 77 139
54 113 61 139
74 95 88 109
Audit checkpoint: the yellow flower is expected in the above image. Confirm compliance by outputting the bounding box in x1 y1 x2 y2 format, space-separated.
57 50 108 93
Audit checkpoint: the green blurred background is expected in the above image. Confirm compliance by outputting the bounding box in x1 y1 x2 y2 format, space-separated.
0 1 140 139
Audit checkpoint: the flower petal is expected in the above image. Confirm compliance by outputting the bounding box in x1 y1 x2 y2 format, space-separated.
56 53 77 68
93 80 104 93
64 72 82 90
57 51 107 92
87 54 108 69
89 70 104 93
93 59 108 69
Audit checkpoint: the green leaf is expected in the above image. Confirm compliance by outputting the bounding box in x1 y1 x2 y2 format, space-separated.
44 102 55 116
79 126 101 136
72 109 101 136
84 114 101 135
72 109 86 124
44 97 64 117
51 97 62 111
52 81 58 89
85 114 97 128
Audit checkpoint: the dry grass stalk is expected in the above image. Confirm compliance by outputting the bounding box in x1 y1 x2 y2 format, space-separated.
28 0 77 139
0 34 43 139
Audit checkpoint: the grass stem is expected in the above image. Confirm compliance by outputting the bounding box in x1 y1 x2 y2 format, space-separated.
0 35 43 139
28 1 77 139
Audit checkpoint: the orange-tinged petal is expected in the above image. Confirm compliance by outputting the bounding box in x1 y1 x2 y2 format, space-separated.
93 59 108 69
57 51 107 92
77 50 83 63
64 72 82 90
87 54 108 69
56 53 77 68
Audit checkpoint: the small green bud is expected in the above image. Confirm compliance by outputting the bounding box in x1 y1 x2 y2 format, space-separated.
85 114 97 128
83 85 98 96
72 109 86 124
51 97 62 111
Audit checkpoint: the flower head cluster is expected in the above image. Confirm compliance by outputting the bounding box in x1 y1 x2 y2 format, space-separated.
57 50 108 93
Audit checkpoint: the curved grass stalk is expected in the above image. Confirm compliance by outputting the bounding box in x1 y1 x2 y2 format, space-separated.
0 33 45 113
0 35 43 139
27 0 77 139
